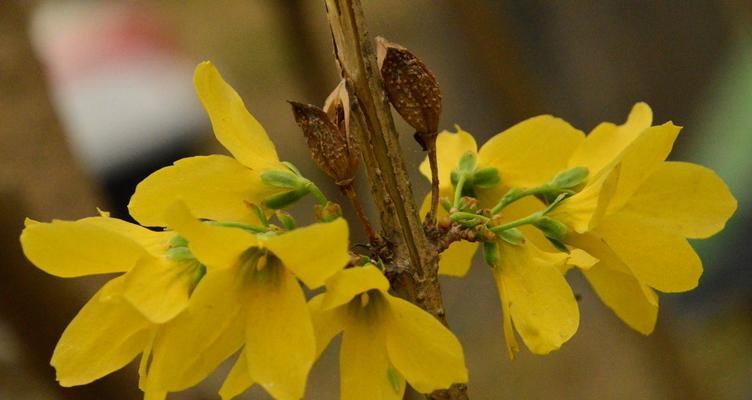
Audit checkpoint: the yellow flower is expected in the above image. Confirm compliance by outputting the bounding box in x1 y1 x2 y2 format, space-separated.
19 214 199 390
128 61 286 227
550 103 737 334
140 202 350 400
418 118 584 357
302 265 467 399
419 117 585 276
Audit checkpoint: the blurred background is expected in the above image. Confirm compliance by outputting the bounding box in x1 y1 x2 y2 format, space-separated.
1 1 751 399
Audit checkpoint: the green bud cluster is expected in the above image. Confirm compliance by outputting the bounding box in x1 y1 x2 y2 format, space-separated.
449 152 501 197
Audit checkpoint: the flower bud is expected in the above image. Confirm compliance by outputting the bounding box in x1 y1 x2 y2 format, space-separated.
289 100 358 186
376 37 442 139
534 216 569 241
497 228 525 246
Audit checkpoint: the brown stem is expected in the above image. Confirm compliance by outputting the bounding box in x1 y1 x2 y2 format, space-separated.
340 183 379 244
324 1 467 398
425 136 440 226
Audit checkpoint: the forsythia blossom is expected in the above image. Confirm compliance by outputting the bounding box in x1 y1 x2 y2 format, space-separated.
309 265 467 399
19 49 735 400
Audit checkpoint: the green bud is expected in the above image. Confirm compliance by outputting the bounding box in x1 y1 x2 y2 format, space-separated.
482 241 500 266
534 216 569 241
549 166 589 190
457 151 477 173
450 170 459 186
440 197 453 212
473 167 501 188
261 170 305 189
497 228 525 246
169 234 188 248
275 210 297 230
263 188 309 209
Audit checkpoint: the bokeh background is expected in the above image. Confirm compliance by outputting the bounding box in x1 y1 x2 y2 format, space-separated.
1 1 751 399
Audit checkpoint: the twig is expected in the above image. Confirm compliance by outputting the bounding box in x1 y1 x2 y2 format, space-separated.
340 182 379 244
324 1 468 398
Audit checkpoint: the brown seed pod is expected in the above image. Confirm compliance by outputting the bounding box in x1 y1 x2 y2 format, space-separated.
289 96 358 186
376 37 442 139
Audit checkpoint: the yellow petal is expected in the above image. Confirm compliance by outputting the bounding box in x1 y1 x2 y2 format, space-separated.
385 296 467 393
568 102 653 177
438 241 478 277
143 390 167 400
194 61 282 171
145 267 246 391
129 155 276 227
478 116 585 188
81 216 171 257
419 127 478 188
52 277 152 386
219 350 255 400
309 294 345 358
567 248 599 270
164 201 257 270
118 257 197 324
20 218 147 277
322 265 390 310
620 161 737 239
582 263 658 335
497 276 519 359
245 267 315 400
596 213 702 293
492 241 579 354
341 316 405 400
605 122 681 214
262 218 350 289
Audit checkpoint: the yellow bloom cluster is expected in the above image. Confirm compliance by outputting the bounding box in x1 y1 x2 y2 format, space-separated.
19 57 736 399
20 62 468 399
420 103 737 358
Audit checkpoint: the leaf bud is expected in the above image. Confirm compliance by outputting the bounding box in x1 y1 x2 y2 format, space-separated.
261 169 304 189
497 228 525 246
473 167 501 188
263 188 309 210
533 216 569 241
376 37 442 139
549 166 589 191
289 100 358 186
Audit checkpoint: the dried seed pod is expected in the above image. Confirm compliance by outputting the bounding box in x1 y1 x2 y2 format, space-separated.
376 37 442 140
289 100 358 186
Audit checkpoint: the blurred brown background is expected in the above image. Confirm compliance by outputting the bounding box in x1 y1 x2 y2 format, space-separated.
1 1 751 399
